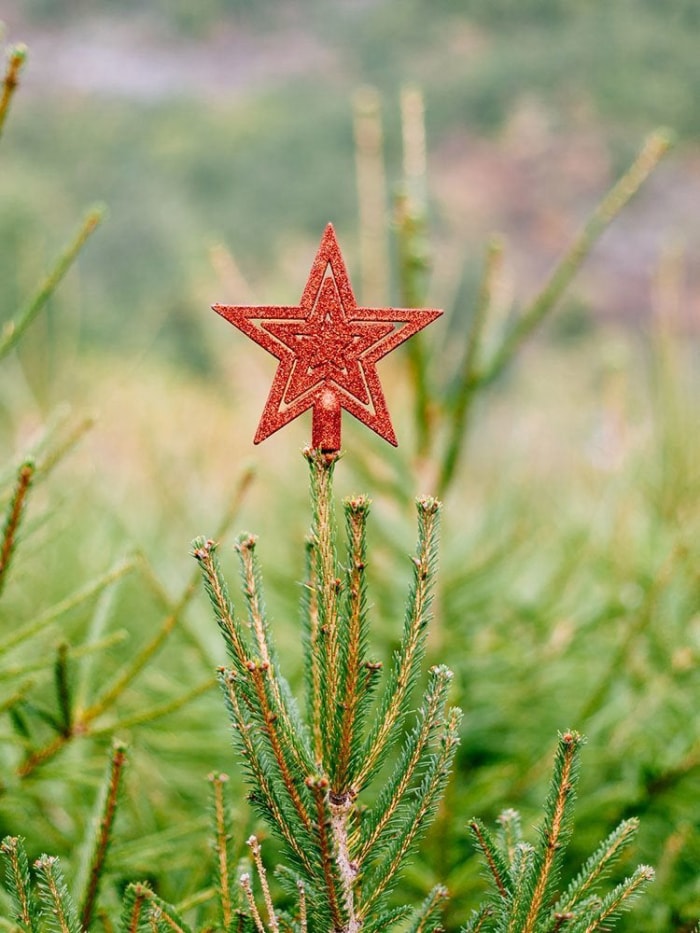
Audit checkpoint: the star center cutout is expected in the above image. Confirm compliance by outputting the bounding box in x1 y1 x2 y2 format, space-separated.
213 224 442 451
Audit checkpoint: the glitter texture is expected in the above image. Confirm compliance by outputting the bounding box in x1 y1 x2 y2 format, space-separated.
213 224 441 451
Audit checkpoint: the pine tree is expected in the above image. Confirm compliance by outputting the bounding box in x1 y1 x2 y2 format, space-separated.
193 448 460 932
0 451 657 931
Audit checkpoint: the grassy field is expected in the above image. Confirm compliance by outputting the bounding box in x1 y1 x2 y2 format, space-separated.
1 2 699 930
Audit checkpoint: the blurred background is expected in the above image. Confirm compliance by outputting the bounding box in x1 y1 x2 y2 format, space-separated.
0 0 699 930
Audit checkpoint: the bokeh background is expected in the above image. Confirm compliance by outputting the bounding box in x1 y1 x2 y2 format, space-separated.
0 1 699 930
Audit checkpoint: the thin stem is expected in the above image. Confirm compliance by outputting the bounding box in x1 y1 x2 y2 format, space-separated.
124 886 149 933
0 837 35 931
303 537 323 764
438 237 503 497
0 208 105 361
248 662 313 833
306 449 341 772
581 866 655 933
54 643 72 736
406 885 448 933
0 460 34 597
469 820 509 898
477 131 670 388
80 742 128 930
0 556 137 656
356 666 451 866
522 733 579 933
358 707 461 920
236 536 313 778
34 856 79 933
210 773 233 929
297 881 307 933
0 44 26 139
247 836 279 933
395 192 432 458
353 86 389 305
240 875 266 933
222 672 314 876
334 496 370 794
355 497 440 789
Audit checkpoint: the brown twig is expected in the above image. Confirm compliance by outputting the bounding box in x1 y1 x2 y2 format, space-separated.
0 460 34 597
80 742 128 930
0 44 26 139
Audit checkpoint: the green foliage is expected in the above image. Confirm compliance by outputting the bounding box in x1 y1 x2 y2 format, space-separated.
192 448 462 930
465 734 654 932
0 11 695 931
0 30 253 904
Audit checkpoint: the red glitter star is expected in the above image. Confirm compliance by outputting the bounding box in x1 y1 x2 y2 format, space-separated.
213 224 442 452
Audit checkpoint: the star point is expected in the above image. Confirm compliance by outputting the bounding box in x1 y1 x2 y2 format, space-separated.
213 224 442 452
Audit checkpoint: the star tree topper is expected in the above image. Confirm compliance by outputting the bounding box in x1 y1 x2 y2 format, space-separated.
213 224 442 452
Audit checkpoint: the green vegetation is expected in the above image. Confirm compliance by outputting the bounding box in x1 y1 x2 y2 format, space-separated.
1 4 699 931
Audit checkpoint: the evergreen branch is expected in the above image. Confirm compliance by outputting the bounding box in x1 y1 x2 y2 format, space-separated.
78 742 128 930
221 670 315 878
468 819 511 899
247 837 279 933
140 891 192 933
0 460 35 598
34 855 81 933
0 43 26 139
119 884 150 933
236 534 315 780
475 131 670 390
356 665 452 866
519 732 584 933
333 496 372 793
236 534 274 667
54 643 73 736
364 905 413 933
193 539 251 675
355 496 441 789
301 536 323 764
0 836 38 933
305 448 342 772
0 208 105 361
437 236 503 498
569 865 654 933
306 776 345 931
240 874 266 933
461 906 494 932
248 661 314 834
0 556 137 656
297 881 307 933
553 818 640 917
358 706 462 920
209 772 234 929
506 843 536 931
496 809 522 867
404 884 449 933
